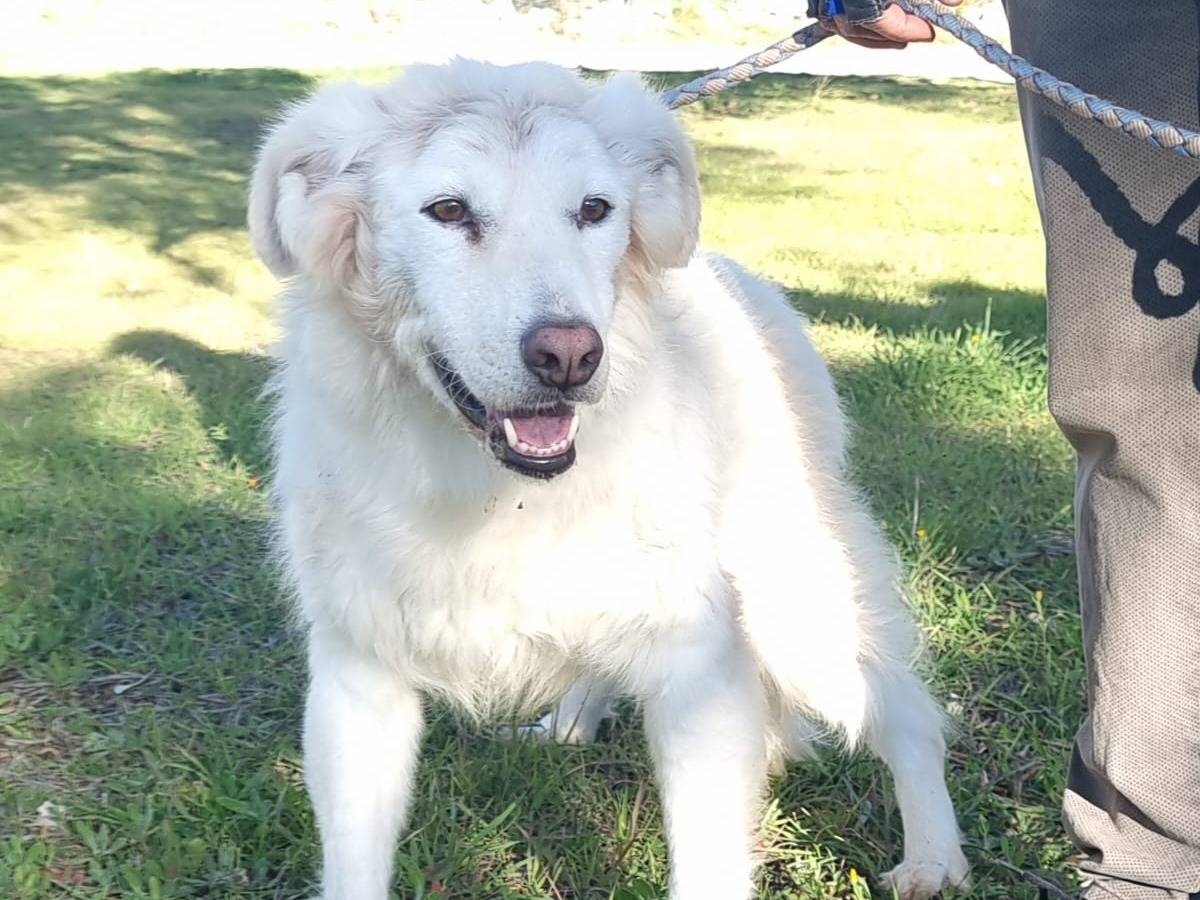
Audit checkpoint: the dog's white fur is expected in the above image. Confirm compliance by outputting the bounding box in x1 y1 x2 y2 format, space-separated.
249 60 969 900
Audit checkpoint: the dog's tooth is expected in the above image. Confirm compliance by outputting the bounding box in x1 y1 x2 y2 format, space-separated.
509 429 574 458
567 414 579 444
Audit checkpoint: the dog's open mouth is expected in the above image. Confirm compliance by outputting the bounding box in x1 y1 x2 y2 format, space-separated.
431 352 578 479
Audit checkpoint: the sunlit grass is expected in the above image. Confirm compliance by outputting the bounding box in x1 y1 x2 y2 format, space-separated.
0 69 1077 898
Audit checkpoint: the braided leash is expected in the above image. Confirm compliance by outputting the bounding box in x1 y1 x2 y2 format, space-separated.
661 22 834 110
662 0 1200 160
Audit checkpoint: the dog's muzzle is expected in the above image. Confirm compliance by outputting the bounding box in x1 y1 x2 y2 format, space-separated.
431 352 580 479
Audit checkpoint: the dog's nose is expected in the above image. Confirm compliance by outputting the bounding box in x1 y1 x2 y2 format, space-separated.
522 323 604 389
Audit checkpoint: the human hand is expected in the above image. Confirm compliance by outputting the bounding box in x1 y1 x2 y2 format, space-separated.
816 0 963 49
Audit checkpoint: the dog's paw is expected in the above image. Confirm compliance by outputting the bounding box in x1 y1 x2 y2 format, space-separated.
879 851 970 899
496 719 552 743
498 713 597 745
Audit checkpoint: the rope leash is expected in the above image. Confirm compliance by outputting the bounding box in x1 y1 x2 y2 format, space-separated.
662 0 1200 161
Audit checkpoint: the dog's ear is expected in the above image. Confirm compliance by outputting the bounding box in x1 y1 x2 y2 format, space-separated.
586 74 701 271
247 83 382 285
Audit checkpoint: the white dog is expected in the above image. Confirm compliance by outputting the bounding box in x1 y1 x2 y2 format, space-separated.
248 60 969 900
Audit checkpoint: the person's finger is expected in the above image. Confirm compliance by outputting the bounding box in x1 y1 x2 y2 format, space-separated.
861 5 937 42
834 17 929 45
838 32 908 50
828 18 911 48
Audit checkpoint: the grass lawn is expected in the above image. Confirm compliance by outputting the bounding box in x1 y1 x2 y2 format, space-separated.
0 67 1080 898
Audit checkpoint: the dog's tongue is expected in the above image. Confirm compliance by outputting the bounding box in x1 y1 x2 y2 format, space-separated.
501 409 578 456
511 414 571 448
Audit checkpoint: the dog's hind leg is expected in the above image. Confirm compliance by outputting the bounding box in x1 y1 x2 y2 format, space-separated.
773 708 824 763
865 662 970 900
533 676 617 744
305 631 424 900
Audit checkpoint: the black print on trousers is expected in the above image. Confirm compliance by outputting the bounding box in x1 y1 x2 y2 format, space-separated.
1042 117 1200 391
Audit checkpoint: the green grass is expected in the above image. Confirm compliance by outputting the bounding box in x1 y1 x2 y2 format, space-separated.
0 68 1079 898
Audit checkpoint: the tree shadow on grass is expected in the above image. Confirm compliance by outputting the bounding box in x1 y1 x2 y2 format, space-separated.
796 274 1066 560
813 311 1077 894
790 278 1048 343
770 343 1078 896
0 347 312 891
638 70 1018 123
108 329 276 474
0 56 1071 897
696 142 827 203
0 69 316 256
1 322 1076 897
1 336 282 678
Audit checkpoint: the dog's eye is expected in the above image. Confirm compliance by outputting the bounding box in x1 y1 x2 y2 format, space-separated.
426 198 469 224
579 197 611 225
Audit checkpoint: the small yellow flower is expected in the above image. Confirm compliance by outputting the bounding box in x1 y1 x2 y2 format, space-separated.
1034 589 1044 602
970 333 981 345
849 868 859 885
247 477 261 490
916 528 928 539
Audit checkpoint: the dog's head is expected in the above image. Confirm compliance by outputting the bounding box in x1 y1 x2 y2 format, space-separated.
249 61 699 479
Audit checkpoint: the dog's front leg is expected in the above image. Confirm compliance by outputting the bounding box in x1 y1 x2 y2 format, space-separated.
640 615 768 900
304 630 424 900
